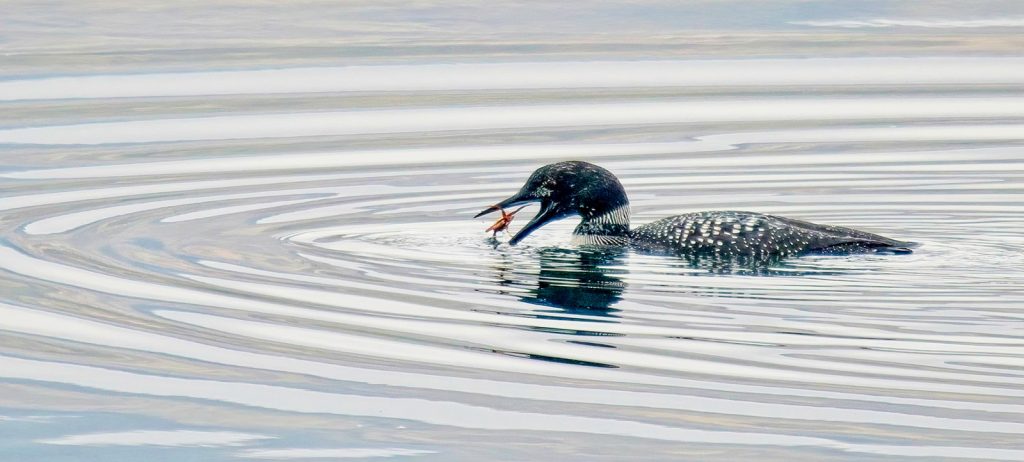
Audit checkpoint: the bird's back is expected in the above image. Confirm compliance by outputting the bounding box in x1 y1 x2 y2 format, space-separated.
630 211 913 259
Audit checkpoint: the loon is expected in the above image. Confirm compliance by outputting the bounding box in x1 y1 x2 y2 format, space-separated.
475 161 913 259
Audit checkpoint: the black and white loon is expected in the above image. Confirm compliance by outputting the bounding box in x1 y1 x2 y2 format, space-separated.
475 161 913 259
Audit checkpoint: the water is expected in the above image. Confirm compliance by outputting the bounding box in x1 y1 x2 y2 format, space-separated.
3 2 1024 461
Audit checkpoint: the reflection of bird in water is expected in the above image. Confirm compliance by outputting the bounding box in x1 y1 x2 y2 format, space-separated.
493 247 628 316
476 161 915 261
486 247 625 368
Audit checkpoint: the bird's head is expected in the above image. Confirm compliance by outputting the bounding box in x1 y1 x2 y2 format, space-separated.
475 161 628 245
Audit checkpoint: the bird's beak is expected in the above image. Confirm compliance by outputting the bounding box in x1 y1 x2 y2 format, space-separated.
474 193 533 219
476 192 563 245
508 200 562 245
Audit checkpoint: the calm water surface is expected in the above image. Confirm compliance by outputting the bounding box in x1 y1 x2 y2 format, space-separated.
2 2 1024 461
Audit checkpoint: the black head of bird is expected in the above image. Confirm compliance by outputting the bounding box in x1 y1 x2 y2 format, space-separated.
475 161 630 245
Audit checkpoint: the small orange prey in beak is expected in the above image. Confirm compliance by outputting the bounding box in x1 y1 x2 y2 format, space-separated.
485 205 528 237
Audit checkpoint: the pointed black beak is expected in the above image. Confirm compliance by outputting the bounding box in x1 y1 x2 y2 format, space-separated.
474 193 534 219
474 192 566 246
508 200 562 245
473 204 501 219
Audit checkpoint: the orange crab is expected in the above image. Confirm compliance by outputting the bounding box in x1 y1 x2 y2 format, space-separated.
485 205 528 237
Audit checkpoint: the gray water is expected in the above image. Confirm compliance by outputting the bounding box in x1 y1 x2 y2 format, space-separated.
3 2 1024 461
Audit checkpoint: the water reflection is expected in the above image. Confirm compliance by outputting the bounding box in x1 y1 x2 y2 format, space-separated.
635 247 867 277
5 38 1024 461
494 247 628 315
490 243 874 315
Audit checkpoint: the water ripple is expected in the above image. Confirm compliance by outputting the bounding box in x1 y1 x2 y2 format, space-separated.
2 56 1023 460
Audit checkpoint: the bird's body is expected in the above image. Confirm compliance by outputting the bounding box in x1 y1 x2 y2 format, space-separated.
628 211 909 258
476 161 913 259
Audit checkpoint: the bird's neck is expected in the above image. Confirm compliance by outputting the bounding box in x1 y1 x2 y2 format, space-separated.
573 204 631 244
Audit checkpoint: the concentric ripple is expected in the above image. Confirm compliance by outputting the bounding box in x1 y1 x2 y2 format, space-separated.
2 57 1024 461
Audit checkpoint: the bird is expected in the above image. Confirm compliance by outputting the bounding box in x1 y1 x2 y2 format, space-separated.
474 161 914 260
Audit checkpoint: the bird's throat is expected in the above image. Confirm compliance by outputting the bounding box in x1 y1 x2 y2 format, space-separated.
573 204 631 243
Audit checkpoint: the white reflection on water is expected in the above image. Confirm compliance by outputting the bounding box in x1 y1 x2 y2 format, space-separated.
38 430 272 447
793 18 1024 28
5 97 1024 145
4 58 1024 101
8 356 1024 461
236 447 435 459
